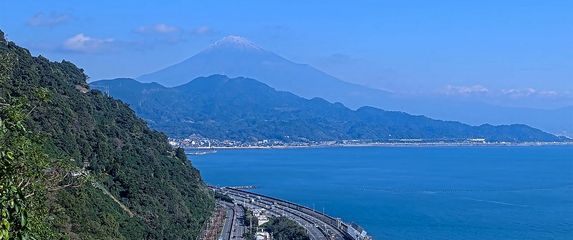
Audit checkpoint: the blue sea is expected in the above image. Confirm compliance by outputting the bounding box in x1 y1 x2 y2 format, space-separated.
190 146 573 239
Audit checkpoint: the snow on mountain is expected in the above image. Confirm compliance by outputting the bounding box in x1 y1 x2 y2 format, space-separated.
205 35 263 51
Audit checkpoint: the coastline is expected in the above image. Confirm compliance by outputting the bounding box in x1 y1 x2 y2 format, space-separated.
183 141 573 150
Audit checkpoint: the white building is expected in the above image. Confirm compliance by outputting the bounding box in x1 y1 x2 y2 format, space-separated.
253 208 270 226
255 231 270 240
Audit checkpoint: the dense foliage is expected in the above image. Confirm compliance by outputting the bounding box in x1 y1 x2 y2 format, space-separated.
0 93 59 239
0 30 214 239
213 192 233 203
92 75 563 142
241 209 258 240
262 217 310 240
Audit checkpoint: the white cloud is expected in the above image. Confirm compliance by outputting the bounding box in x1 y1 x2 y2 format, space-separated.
501 88 571 98
501 88 537 98
27 12 70 27
62 33 116 53
538 90 559 97
444 85 489 95
442 85 571 99
189 26 213 35
135 24 179 34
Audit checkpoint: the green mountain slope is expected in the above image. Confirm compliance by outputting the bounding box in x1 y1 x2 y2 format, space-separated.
92 75 564 142
0 30 213 239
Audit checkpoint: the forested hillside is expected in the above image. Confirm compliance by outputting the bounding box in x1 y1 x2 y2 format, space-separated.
0 30 213 239
92 75 564 142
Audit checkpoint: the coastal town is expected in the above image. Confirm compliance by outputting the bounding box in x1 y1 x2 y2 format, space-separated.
169 134 569 149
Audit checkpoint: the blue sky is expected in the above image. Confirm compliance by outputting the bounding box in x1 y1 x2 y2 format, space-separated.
1 0 572 107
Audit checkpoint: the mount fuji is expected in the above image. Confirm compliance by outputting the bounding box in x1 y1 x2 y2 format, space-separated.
137 36 392 108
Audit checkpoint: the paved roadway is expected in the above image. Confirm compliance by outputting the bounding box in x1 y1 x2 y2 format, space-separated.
230 194 326 240
219 188 350 240
231 204 247 239
219 203 234 240
219 201 247 240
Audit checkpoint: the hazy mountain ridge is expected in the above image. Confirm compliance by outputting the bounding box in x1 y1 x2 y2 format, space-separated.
376 92 573 137
91 75 564 142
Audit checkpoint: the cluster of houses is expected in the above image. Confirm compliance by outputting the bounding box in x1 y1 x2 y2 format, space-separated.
252 208 271 240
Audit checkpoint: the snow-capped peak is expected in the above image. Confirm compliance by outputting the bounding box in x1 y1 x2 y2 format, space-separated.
206 35 263 51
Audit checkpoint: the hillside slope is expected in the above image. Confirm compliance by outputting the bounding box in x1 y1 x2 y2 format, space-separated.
92 75 563 142
0 30 213 239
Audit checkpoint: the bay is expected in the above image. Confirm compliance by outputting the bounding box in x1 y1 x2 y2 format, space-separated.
191 146 573 239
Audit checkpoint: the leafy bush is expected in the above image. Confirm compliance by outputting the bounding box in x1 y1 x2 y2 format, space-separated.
262 217 310 240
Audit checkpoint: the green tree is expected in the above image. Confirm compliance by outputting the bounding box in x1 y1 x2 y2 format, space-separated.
262 217 310 240
0 98 53 239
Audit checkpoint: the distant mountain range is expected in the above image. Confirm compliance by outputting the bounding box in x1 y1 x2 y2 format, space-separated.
135 36 572 137
91 75 565 142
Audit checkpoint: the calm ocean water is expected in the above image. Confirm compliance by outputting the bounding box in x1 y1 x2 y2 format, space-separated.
190 146 573 239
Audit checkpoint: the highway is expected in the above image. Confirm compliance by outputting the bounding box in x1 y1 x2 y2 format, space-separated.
218 201 247 239
231 204 247 239
219 204 233 240
226 195 326 240
215 187 353 240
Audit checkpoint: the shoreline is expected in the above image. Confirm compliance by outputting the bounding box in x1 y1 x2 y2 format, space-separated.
183 141 573 150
